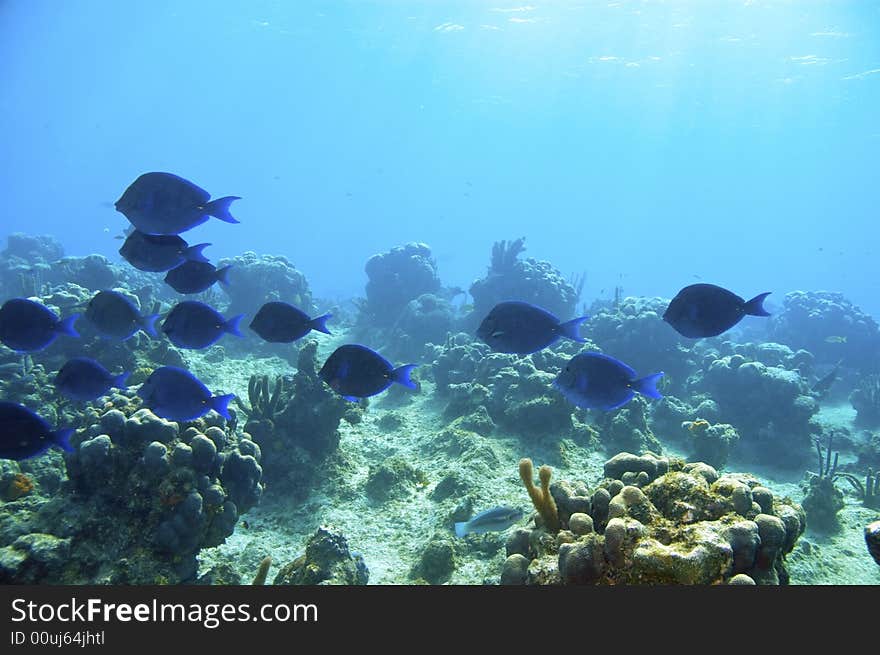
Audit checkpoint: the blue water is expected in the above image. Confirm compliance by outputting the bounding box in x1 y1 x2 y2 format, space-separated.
2 0 879 311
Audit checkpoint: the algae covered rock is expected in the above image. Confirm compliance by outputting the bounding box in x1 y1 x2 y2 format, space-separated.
502 453 805 585
410 535 456 584
365 455 428 501
274 525 369 585
1 398 264 585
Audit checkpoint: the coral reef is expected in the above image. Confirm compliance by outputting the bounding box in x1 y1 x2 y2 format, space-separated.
850 375 880 428
683 420 740 469
0 392 263 584
768 291 880 372
242 340 353 499
690 351 819 467
386 293 454 361
503 454 805 585
592 395 662 455
469 237 579 329
800 434 847 533
587 296 694 396
410 536 457 584
361 242 440 327
365 456 428 501
218 252 314 335
427 333 591 440
273 525 368 585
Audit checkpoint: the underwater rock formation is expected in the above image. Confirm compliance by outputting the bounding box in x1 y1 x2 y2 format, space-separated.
218 251 314 327
386 293 455 361
503 454 805 585
239 340 354 499
365 455 428 501
274 525 369 585
689 351 819 467
592 395 662 455
361 242 440 327
410 535 457 584
0 233 64 298
427 333 594 440
849 374 880 428
468 238 579 330
0 392 263 584
587 296 694 396
682 420 741 470
800 433 875 530
768 291 880 372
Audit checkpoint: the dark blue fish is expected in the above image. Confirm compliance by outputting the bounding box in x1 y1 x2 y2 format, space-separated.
476 301 589 354
137 366 234 422
115 172 240 235
249 302 331 343
554 352 663 411
0 401 74 460
85 290 159 340
0 298 79 352
164 261 231 294
455 506 524 538
119 230 210 272
162 301 244 349
55 357 130 401
319 344 417 401
663 283 771 338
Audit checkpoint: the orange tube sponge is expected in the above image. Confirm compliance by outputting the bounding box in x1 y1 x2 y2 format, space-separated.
519 458 560 533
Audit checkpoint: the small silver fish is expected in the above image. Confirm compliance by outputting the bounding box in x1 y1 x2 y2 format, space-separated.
454 506 524 538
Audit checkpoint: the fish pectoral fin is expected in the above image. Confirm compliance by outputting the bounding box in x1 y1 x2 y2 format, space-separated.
491 331 505 338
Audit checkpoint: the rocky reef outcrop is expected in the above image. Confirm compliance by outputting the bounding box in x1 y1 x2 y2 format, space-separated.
503 454 805 585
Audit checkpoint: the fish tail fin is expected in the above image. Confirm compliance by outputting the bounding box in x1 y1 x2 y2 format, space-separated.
53 428 75 453
210 393 235 420
309 313 332 335
216 265 233 288
56 313 80 338
205 196 241 224
225 314 245 337
632 372 664 400
557 315 590 343
744 292 771 317
141 313 161 338
390 364 418 390
184 242 211 263
454 522 469 538
112 371 131 389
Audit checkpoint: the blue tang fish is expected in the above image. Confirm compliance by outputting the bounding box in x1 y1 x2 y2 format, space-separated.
554 352 663 410
115 172 240 235
0 298 79 352
119 230 210 272
455 506 524 538
0 401 74 461
162 301 244 349
137 366 234 422
477 301 589 354
85 290 159 340
249 301 331 343
319 344 417 401
164 261 232 295
663 284 771 338
55 357 130 401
